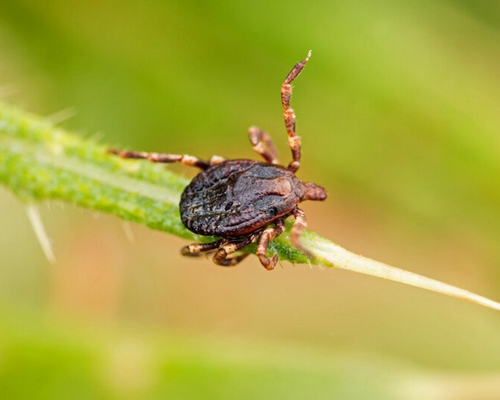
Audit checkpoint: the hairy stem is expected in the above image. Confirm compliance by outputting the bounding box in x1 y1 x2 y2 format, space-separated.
0 102 499 311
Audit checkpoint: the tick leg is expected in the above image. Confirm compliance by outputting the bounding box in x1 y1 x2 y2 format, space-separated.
256 219 286 270
291 207 313 259
248 126 278 164
281 51 311 173
208 155 226 165
181 239 223 257
214 252 250 267
108 149 210 170
212 235 258 267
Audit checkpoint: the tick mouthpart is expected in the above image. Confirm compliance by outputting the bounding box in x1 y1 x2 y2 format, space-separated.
301 182 327 202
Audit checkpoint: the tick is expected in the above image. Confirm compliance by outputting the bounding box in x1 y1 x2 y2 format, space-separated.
109 51 327 270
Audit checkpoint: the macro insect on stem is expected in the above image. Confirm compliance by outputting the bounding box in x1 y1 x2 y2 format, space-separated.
109 51 326 270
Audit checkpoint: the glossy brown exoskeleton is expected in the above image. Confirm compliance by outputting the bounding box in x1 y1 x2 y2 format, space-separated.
109 51 326 269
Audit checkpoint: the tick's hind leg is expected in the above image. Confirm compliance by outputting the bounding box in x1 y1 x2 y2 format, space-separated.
248 126 278 164
214 251 250 267
281 51 311 173
212 235 258 267
108 149 211 170
256 219 286 270
181 239 223 257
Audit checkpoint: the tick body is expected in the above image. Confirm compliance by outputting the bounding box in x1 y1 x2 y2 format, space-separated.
181 160 305 237
109 51 327 270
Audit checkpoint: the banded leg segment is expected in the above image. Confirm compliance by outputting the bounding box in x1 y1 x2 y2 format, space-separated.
214 252 250 267
291 207 312 258
108 149 211 170
248 126 278 164
181 239 223 257
213 235 258 267
208 155 226 165
281 51 311 173
256 219 286 270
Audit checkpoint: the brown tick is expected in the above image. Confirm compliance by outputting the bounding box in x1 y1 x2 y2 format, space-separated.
109 51 327 270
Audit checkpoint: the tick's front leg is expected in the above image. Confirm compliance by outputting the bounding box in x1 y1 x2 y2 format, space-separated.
281 51 311 173
248 126 278 164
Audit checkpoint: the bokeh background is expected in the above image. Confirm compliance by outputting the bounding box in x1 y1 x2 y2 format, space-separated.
1 0 500 398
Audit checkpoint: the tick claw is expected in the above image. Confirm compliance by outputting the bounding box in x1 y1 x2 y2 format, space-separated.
259 253 279 270
264 254 279 270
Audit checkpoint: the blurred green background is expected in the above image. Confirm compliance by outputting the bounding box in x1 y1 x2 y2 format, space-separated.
1 0 500 398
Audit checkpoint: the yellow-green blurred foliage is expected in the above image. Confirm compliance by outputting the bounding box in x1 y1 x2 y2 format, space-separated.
1 0 500 398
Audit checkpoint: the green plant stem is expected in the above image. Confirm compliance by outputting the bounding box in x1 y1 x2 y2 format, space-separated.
1 102 499 311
